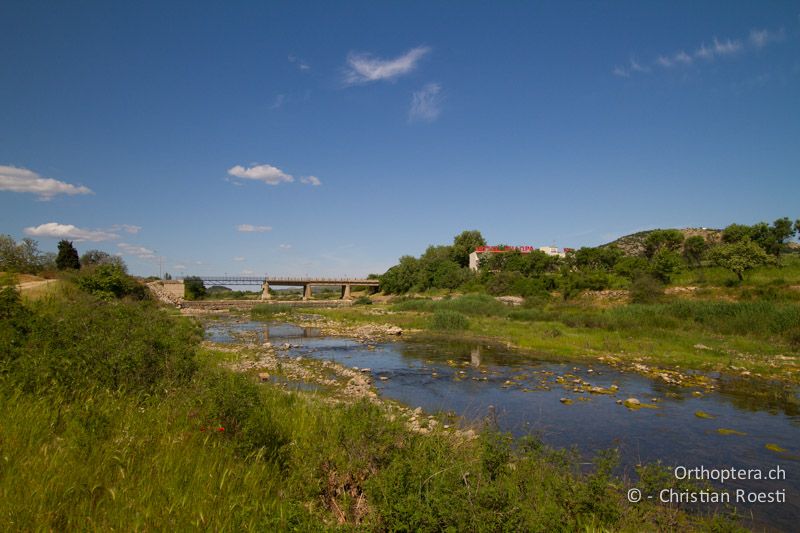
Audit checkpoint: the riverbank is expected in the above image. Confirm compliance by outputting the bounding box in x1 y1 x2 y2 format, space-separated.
289 297 799 386
1 279 738 530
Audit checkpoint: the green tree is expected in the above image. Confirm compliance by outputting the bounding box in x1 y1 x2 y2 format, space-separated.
415 245 456 291
767 217 796 260
650 248 683 283
81 249 128 271
682 235 707 268
721 223 752 244
644 229 684 259
613 256 650 280
573 246 622 271
0 235 43 273
184 276 207 300
56 240 81 270
451 230 486 268
708 240 769 281
380 256 419 294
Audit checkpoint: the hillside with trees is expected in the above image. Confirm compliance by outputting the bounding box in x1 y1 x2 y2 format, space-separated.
379 218 800 299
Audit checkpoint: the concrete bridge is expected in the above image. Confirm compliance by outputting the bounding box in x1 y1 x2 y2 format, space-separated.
193 276 379 300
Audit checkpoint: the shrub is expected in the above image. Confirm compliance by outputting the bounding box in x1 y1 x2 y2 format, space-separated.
354 295 373 305
1 293 200 396
75 264 146 300
629 274 664 304
430 310 469 330
184 276 207 300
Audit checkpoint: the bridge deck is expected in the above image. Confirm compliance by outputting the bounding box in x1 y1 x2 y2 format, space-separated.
192 276 379 286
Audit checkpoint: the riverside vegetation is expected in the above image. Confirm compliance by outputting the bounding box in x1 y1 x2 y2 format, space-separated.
0 262 739 529
337 222 800 383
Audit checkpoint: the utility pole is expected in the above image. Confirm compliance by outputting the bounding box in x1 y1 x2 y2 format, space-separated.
158 255 164 279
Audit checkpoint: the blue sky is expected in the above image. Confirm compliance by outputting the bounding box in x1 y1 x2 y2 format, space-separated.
2 1 799 277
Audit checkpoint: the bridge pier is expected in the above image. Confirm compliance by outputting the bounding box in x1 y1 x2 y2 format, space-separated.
341 284 351 300
303 284 312 301
260 281 271 300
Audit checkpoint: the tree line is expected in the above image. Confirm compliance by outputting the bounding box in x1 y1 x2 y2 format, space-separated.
379 218 800 298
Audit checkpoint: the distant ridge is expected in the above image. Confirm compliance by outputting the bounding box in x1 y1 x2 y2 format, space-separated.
601 227 723 256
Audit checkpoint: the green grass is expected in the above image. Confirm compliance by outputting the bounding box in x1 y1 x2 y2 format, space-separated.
311 290 800 381
251 303 295 318
0 276 738 529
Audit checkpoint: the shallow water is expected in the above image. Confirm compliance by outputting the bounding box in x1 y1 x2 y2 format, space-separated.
207 320 800 530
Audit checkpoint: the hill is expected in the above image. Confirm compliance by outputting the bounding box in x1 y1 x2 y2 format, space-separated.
603 227 723 256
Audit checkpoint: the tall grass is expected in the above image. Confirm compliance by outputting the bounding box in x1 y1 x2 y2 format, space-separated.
0 282 733 529
251 303 294 318
393 292 800 348
393 294 509 317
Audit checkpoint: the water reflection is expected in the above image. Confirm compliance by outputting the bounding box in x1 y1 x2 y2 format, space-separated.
206 320 800 531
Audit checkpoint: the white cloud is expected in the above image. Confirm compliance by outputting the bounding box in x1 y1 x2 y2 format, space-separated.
236 224 272 233
409 83 442 122
300 175 322 186
111 224 141 234
344 46 430 84
279 244 292 249
617 27 782 78
233 256 246 262
117 242 157 259
656 55 673 68
613 57 651 77
711 37 742 56
173 264 187 270
227 164 294 185
749 28 785 48
612 65 630 78
288 54 310 70
24 222 118 242
674 51 693 65
270 94 286 110
241 269 255 275
0 165 93 200
694 43 714 60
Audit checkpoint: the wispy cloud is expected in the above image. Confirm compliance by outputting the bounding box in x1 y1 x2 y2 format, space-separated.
288 54 310 71
228 163 294 185
110 224 141 234
344 46 430 85
241 269 255 275
0 165 93 200
749 28 785 49
233 256 246 262
118 242 157 259
409 83 443 122
279 244 292 249
300 175 322 186
614 27 784 77
612 57 651 77
24 222 118 242
270 94 286 110
236 224 272 233
173 264 186 270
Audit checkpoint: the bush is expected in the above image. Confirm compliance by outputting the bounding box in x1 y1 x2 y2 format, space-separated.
1 292 200 396
353 295 373 305
629 274 664 304
75 264 146 300
184 276 207 300
430 310 469 330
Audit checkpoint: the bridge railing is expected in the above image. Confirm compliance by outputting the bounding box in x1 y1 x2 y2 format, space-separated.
180 276 379 284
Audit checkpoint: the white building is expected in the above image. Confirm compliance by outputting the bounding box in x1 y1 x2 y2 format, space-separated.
468 245 569 271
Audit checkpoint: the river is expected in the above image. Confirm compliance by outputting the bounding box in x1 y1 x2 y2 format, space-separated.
206 319 799 531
